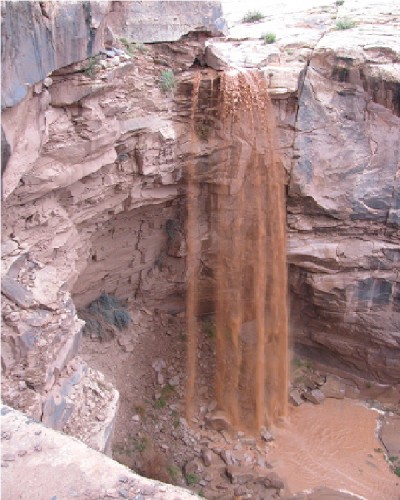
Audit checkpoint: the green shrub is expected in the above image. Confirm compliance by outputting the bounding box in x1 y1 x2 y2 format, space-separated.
395 466 400 477
335 18 355 30
153 397 166 409
84 56 100 78
160 70 175 93
133 436 148 453
242 10 264 23
262 32 276 44
134 42 147 53
167 464 180 482
185 473 199 486
202 317 215 338
80 293 131 339
119 37 134 55
335 0 344 5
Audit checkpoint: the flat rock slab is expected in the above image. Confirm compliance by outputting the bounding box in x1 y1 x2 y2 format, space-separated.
303 389 326 404
321 375 346 399
380 415 400 459
1 405 197 500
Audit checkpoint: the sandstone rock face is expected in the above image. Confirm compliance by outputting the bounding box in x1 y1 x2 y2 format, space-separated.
287 15 400 383
1 0 399 445
1 1 218 449
1 0 225 108
1 405 198 500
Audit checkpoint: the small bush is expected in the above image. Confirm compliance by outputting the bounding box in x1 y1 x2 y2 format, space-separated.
185 473 199 486
335 18 355 30
167 464 180 483
134 42 147 53
154 397 167 409
84 56 100 78
335 0 344 5
242 10 264 23
262 32 276 44
395 466 400 477
114 309 131 330
195 122 212 141
202 317 215 338
80 292 131 340
160 70 175 93
134 437 148 453
98 292 121 309
119 37 134 55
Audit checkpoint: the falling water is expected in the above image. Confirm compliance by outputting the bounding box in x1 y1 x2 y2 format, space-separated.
186 69 288 432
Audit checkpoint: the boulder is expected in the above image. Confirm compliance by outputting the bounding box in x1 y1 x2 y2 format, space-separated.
226 465 254 485
303 389 326 405
205 411 232 431
321 375 346 399
264 472 285 490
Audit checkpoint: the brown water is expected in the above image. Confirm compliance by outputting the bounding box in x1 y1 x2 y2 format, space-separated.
186 69 288 431
269 398 400 499
186 73 201 421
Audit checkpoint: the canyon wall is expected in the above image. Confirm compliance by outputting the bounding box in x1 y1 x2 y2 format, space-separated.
1 0 399 448
1 0 224 448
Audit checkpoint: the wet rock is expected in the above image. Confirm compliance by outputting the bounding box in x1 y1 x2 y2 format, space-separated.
264 472 285 490
290 389 303 406
303 389 325 405
380 415 400 459
226 465 254 484
321 375 346 399
260 426 274 442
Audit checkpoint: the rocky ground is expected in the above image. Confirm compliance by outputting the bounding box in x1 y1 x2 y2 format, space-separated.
78 301 400 499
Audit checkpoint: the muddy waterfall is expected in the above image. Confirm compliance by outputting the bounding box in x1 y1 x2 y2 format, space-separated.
186 70 288 431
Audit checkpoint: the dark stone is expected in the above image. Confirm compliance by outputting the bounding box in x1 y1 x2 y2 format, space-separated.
226 465 254 485
1 276 35 308
303 389 325 405
1 127 11 182
357 278 392 305
264 472 284 490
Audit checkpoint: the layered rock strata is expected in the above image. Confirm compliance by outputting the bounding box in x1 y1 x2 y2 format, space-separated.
1 0 399 455
1 1 223 451
206 1 400 384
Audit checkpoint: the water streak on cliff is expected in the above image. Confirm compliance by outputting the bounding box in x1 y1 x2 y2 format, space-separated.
186 73 201 420
187 69 288 431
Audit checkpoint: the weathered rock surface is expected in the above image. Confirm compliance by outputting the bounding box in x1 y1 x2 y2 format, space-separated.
287 7 400 382
1 0 225 108
1 405 198 500
1 0 400 460
380 415 400 460
1 2 215 454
